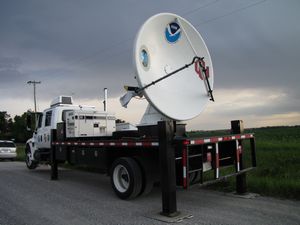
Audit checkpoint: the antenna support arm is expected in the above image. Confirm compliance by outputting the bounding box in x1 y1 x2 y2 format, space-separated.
137 56 202 93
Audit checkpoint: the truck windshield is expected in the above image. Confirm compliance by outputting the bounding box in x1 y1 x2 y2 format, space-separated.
37 114 43 128
45 110 52 127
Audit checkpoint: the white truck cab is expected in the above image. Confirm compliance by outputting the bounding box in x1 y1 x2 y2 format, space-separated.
25 96 116 169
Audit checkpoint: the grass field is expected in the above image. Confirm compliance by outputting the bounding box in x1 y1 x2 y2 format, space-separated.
15 126 300 200
16 144 25 161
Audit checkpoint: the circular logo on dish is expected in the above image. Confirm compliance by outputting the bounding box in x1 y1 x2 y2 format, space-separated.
140 47 150 70
165 22 181 43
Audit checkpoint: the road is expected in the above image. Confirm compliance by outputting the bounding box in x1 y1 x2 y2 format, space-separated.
0 161 299 225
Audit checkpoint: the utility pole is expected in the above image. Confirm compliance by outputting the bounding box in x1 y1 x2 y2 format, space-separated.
27 80 41 126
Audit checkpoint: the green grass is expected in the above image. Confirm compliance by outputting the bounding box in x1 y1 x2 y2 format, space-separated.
16 144 25 161
248 127 300 199
190 126 300 200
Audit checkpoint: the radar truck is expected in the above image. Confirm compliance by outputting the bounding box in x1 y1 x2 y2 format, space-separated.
25 13 256 204
26 95 256 200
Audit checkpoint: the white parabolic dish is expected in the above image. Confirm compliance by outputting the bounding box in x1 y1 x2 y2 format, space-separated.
134 13 214 121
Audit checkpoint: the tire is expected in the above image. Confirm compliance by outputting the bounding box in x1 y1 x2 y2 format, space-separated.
134 156 157 196
140 168 155 196
110 157 142 200
25 145 38 169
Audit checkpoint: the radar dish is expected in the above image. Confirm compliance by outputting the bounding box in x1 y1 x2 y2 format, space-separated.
134 13 214 121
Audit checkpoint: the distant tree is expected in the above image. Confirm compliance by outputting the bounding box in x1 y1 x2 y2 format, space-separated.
0 111 13 139
12 113 32 142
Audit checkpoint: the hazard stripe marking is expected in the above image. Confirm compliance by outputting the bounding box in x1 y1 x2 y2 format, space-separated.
187 133 254 146
52 141 159 148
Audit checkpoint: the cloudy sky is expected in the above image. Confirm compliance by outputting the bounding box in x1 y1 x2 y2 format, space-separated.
0 0 299 130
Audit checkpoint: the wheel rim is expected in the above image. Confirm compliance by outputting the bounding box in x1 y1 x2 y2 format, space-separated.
26 151 32 166
113 165 130 193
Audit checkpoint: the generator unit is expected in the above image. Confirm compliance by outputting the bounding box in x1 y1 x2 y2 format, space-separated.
65 110 116 138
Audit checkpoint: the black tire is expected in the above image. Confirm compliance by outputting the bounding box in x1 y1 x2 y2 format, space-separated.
134 156 158 196
110 157 142 200
140 168 155 196
25 145 38 169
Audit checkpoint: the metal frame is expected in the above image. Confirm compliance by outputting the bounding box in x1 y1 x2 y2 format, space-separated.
180 133 256 189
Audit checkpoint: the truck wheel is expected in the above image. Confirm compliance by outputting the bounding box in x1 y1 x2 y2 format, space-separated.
25 145 38 169
134 156 157 196
110 157 142 200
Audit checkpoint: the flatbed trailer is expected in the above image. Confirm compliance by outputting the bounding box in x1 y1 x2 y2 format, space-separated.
50 124 256 198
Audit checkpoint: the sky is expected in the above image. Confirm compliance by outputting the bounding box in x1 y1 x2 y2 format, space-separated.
0 0 299 130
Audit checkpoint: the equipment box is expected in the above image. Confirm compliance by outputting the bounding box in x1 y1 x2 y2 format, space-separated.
65 110 116 138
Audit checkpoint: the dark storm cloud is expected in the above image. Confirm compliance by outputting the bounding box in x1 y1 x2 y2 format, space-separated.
0 56 22 69
0 0 299 127
199 0 300 90
0 56 29 88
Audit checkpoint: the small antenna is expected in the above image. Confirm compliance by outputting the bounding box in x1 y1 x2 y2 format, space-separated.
103 88 108 112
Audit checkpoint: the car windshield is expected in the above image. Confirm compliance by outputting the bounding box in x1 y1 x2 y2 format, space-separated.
0 142 16 147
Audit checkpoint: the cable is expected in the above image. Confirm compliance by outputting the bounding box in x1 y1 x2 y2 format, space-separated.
79 0 267 68
56 1 221 69
54 0 267 72
194 0 267 27
182 0 221 16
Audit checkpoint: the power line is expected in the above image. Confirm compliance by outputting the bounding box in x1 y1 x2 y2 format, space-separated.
55 1 221 69
77 0 267 68
52 0 267 73
182 0 221 16
83 1 267 65
194 0 267 27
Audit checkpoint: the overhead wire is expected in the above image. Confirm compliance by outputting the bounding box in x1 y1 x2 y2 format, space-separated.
64 1 220 67
79 0 267 68
77 0 223 67
182 0 221 16
194 0 267 27
55 0 267 72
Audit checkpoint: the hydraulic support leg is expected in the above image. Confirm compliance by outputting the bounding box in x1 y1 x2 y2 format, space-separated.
231 120 247 194
50 129 58 180
158 121 179 217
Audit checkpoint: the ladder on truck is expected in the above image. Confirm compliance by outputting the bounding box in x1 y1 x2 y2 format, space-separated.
175 133 256 189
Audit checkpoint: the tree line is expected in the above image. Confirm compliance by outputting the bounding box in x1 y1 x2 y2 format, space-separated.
0 111 32 143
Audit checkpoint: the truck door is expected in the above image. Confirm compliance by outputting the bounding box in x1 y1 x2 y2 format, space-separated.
36 110 53 149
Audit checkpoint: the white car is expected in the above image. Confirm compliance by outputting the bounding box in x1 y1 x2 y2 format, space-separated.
0 140 17 160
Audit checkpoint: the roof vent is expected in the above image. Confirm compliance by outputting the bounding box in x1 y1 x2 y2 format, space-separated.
50 96 73 107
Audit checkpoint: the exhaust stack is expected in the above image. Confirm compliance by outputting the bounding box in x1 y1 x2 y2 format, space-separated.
103 88 108 112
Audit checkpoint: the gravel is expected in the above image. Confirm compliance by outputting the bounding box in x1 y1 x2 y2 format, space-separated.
0 161 299 225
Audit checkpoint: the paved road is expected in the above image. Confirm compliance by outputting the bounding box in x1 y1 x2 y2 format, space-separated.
0 161 299 225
